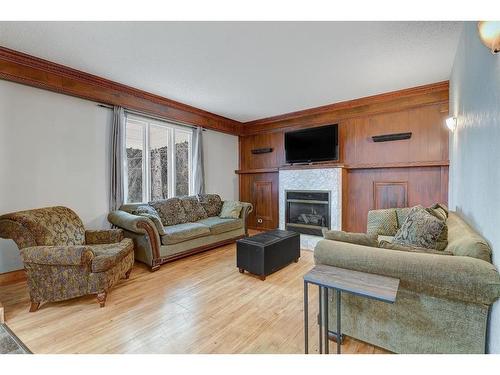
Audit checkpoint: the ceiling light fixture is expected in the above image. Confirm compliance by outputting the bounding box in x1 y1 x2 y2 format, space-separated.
478 21 500 54
446 116 457 131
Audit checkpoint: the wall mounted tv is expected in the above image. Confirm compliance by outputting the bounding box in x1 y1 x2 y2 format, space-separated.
284 124 339 164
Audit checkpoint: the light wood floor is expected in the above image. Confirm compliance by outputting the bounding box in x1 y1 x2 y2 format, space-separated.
0 242 389 354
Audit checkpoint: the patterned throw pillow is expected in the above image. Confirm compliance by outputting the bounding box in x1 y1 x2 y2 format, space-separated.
149 198 188 227
132 205 165 235
425 203 449 250
198 194 223 217
393 206 445 249
367 209 398 236
180 196 208 222
219 201 243 219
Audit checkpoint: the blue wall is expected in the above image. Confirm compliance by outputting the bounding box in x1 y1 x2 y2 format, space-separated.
449 22 500 353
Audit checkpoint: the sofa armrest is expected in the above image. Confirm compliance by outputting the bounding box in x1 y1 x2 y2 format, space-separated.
238 202 253 235
20 245 94 266
108 211 159 237
85 229 124 244
314 239 500 305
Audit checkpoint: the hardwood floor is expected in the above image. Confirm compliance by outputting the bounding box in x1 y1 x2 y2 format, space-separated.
0 243 389 354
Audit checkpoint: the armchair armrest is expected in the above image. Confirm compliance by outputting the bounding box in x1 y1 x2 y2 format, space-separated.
85 229 124 244
314 239 500 305
237 202 253 236
20 245 94 266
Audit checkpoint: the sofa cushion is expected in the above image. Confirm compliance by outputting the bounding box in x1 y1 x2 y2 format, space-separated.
149 198 188 226
131 205 165 235
161 222 211 245
90 238 134 273
393 205 445 249
198 194 223 217
196 216 243 235
322 229 377 247
219 201 243 219
447 212 492 262
180 196 208 222
377 235 394 244
379 240 453 256
395 207 412 228
367 209 398 236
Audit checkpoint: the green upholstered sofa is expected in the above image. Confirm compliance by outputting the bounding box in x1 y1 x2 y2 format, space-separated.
0 206 134 311
314 208 500 354
108 194 252 271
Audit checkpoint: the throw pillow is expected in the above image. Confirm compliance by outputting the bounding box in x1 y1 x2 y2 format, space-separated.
198 194 223 217
149 198 188 226
379 240 453 256
322 229 377 247
132 205 165 235
425 204 449 250
219 201 243 219
180 196 208 222
393 205 445 249
367 209 398 236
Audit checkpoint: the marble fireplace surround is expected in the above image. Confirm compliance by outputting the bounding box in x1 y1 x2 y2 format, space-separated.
278 168 342 250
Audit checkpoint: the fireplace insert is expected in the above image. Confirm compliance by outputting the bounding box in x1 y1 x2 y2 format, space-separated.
285 190 330 236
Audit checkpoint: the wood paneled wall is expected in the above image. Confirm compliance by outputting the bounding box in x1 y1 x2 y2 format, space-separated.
238 82 449 232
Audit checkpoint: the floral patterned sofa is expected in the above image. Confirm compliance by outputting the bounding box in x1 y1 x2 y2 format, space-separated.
108 194 252 271
0 206 134 311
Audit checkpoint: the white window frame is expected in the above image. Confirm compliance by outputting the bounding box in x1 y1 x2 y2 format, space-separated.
124 113 193 203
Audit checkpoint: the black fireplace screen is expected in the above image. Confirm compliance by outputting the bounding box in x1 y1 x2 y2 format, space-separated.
285 190 330 236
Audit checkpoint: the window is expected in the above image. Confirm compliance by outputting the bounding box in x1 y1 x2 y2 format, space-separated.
125 114 193 203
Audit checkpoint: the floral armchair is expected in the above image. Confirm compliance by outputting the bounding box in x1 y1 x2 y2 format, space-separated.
0 206 134 311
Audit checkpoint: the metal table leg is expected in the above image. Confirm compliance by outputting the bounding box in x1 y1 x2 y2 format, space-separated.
336 289 341 354
304 281 308 354
323 287 329 354
318 285 323 354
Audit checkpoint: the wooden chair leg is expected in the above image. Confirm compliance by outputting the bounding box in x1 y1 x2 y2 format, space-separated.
29 302 40 312
151 265 160 272
96 291 107 308
125 268 132 279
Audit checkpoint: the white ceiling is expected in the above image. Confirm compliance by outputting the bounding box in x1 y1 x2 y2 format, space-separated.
0 21 462 122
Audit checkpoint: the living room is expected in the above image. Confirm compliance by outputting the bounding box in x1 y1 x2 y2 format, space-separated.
1 1 500 373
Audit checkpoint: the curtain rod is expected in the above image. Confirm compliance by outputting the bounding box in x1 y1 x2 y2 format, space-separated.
97 103 205 131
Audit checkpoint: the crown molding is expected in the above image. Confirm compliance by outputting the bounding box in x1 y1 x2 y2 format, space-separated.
0 46 244 135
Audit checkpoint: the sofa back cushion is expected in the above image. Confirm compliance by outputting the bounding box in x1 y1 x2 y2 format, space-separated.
180 196 208 222
149 198 188 226
447 212 492 262
0 206 85 247
198 194 223 217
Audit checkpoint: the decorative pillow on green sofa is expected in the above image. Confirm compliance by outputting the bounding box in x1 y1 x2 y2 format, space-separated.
219 201 243 219
367 209 398 236
149 198 188 226
198 194 223 217
322 229 377 247
425 203 449 250
132 205 166 235
180 196 208 222
393 205 445 249
379 240 453 256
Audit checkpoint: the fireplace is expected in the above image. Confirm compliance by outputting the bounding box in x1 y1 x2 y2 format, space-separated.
285 190 331 236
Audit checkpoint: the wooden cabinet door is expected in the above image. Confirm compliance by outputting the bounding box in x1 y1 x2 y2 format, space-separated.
239 173 279 230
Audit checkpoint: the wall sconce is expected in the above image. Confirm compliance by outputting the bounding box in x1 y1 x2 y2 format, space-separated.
446 116 457 131
478 21 500 54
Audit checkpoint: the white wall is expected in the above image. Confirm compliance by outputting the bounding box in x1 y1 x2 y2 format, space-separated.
203 129 239 201
449 22 500 353
0 80 112 273
0 80 240 273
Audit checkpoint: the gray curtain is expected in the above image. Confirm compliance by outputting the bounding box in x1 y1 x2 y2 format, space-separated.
110 106 126 211
192 126 205 195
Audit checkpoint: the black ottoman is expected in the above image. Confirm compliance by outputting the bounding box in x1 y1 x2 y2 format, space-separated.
236 229 300 280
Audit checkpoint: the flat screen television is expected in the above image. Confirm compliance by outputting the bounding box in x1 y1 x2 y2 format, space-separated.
284 124 338 164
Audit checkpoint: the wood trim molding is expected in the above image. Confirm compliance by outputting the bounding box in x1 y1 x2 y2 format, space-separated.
0 46 243 135
0 269 26 286
242 81 449 135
